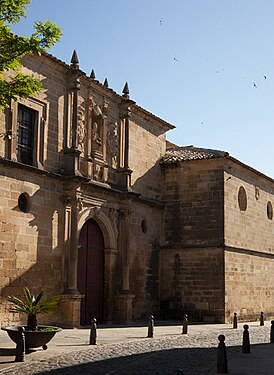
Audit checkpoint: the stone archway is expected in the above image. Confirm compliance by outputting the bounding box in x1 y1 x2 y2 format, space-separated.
77 207 118 323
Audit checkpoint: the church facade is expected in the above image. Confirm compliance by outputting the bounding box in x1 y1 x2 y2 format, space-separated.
1 51 274 327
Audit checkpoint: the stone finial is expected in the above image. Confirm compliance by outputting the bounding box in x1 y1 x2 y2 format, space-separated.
122 82 130 99
71 49 79 70
104 78 109 88
90 69 96 79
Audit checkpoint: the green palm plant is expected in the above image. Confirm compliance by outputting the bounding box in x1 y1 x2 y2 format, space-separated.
8 287 59 331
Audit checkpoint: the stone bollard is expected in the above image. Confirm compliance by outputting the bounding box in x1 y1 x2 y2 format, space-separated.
217 334 228 374
242 324 250 353
15 326 25 362
260 311 264 326
89 318 97 345
233 312 238 329
182 314 188 334
147 315 154 338
270 320 274 343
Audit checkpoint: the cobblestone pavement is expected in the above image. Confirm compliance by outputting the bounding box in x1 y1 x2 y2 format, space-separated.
0 325 270 375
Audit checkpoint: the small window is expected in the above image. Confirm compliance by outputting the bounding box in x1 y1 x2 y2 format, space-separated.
238 186 247 211
267 201 273 220
16 105 35 165
18 192 30 212
141 219 148 234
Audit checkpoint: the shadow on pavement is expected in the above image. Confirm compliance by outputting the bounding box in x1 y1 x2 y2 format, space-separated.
0 347 17 365
0 348 16 356
34 345 241 375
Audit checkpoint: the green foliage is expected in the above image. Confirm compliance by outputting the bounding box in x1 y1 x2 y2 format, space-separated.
0 0 30 24
8 287 59 316
0 0 62 108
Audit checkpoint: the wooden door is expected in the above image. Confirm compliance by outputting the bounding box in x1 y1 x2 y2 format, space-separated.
77 219 105 325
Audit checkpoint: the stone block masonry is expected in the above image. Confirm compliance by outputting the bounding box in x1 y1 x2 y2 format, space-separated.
160 247 225 322
0 163 64 326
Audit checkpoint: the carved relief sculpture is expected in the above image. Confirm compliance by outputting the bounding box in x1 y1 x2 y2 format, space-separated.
91 120 102 151
108 207 118 229
92 163 102 181
77 97 86 152
87 98 108 182
91 105 103 155
107 122 118 168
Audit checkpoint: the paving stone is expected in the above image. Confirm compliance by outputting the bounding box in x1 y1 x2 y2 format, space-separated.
0 324 270 375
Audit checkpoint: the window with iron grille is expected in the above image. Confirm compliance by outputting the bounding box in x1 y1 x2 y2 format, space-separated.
16 105 35 165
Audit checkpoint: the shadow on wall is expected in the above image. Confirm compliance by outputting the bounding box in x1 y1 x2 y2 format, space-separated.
0 71 66 325
130 159 162 201
129 161 164 319
0 172 64 326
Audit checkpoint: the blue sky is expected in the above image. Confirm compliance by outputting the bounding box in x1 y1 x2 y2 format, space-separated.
12 0 274 178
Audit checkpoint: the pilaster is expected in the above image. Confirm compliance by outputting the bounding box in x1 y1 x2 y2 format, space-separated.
117 83 135 191
64 50 82 176
63 187 82 294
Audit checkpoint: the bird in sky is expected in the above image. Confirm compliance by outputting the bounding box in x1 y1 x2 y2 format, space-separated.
216 68 224 75
253 82 257 88
173 57 178 61
264 75 267 79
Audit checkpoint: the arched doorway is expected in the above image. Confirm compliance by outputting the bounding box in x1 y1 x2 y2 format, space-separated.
77 218 105 325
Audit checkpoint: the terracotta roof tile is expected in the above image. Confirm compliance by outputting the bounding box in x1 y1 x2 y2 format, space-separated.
161 145 229 165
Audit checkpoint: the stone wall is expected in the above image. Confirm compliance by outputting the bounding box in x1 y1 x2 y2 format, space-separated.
18 55 67 173
161 156 274 323
0 162 64 326
129 112 167 200
162 159 224 248
225 248 274 322
129 202 162 319
224 158 274 322
224 159 274 253
160 247 224 322
160 158 225 321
